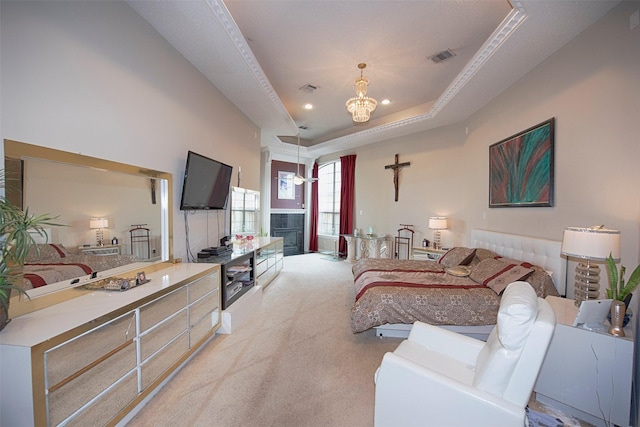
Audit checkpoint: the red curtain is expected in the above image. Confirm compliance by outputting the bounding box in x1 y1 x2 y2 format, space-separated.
309 161 319 252
339 155 356 256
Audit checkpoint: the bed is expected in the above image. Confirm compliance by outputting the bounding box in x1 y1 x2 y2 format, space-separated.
23 243 139 289
351 229 565 338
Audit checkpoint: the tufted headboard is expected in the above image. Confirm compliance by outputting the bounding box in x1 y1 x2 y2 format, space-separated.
471 229 565 296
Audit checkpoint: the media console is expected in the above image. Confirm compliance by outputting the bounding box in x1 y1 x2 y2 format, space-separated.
198 250 255 310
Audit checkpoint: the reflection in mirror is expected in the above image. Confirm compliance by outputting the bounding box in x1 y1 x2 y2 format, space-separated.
4 139 173 316
230 187 260 236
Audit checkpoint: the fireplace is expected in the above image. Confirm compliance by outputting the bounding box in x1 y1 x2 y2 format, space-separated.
271 213 304 256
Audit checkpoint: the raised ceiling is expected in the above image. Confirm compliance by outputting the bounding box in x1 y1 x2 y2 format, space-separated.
127 0 618 157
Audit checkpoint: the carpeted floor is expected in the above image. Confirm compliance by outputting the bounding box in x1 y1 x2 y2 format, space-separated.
128 253 590 427
128 253 400 427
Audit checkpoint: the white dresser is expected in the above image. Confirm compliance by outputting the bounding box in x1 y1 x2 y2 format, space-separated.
0 262 221 426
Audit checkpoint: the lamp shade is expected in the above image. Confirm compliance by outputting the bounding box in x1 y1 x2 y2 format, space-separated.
561 226 620 261
428 217 448 230
90 218 109 229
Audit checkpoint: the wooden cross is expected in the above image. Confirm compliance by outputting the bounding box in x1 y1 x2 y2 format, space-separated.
384 154 411 202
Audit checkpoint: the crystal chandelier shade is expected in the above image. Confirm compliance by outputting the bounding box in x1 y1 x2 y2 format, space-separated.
346 63 377 123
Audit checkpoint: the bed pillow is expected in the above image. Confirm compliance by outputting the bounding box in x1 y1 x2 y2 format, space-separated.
25 243 70 262
438 247 476 268
493 256 559 298
469 258 533 294
468 248 498 266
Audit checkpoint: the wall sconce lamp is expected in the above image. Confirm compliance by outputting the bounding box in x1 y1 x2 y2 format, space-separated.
428 217 448 250
561 226 620 307
90 217 109 247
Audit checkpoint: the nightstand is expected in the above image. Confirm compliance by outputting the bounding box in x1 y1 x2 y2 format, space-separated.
78 244 121 256
534 296 634 427
411 246 446 261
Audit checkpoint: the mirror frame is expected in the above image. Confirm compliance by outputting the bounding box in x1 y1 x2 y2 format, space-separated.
4 139 174 317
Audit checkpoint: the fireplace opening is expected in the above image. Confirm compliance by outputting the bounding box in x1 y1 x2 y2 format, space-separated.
271 213 304 256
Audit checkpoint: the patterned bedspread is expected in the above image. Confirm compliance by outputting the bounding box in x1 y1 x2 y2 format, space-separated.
351 258 500 333
24 263 92 288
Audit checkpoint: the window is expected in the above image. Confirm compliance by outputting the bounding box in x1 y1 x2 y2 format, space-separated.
230 187 260 235
318 161 341 236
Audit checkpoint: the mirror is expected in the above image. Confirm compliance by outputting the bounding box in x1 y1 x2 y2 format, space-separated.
4 139 173 316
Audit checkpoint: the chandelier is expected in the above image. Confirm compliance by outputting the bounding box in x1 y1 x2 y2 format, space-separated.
346 63 377 123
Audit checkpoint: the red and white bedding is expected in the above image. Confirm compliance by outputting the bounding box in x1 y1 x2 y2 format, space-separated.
24 263 92 288
23 244 139 289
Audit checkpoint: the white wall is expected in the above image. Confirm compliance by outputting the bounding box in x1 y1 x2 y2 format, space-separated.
325 1 639 274
0 0 261 261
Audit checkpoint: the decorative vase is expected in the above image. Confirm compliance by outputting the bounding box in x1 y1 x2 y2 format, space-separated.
609 300 626 337
607 293 633 328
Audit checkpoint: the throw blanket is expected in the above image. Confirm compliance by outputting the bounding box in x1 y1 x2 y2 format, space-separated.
354 266 485 301
351 258 500 333
24 263 92 288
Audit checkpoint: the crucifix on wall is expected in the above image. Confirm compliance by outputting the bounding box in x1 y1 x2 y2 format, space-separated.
384 154 411 202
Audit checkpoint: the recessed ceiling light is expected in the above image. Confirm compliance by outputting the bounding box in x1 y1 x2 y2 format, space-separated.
304 104 313 110
381 99 391 105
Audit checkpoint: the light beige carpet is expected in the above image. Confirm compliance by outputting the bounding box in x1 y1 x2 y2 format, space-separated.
128 253 589 427
128 253 400 427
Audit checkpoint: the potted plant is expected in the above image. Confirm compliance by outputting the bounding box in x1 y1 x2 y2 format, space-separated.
1 171 58 331
605 253 640 328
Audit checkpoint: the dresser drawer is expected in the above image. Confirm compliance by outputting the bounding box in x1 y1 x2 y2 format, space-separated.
45 312 136 387
139 287 187 332
188 274 217 303
139 309 188 361
46 338 136 426
140 333 189 389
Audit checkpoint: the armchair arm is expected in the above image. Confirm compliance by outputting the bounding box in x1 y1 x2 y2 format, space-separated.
407 321 485 365
375 352 525 427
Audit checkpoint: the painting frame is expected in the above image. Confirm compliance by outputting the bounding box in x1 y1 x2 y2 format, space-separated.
277 171 295 200
489 118 555 208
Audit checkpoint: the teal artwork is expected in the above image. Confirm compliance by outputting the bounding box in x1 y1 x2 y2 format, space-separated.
489 118 554 207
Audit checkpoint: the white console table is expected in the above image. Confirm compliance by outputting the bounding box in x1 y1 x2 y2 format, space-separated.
342 234 391 262
534 296 634 427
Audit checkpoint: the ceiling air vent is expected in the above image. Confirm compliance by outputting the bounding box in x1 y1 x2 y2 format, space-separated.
430 49 456 64
299 84 319 93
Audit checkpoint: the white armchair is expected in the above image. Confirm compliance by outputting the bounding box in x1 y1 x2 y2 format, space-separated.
374 281 556 427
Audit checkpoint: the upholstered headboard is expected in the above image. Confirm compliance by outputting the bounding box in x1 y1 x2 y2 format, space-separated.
471 229 565 296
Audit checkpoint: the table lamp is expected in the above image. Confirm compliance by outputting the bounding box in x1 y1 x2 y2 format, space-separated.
90 217 109 246
428 217 448 250
561 226 620 307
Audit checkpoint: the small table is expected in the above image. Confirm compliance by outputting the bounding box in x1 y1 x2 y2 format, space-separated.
342 234 391 262
78 245 121 256
411 246 447 261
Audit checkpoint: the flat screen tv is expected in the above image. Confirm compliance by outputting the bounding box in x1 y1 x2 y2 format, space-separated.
180 151 233 210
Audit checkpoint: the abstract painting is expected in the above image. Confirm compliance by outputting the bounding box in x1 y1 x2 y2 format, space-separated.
489 118 554 207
